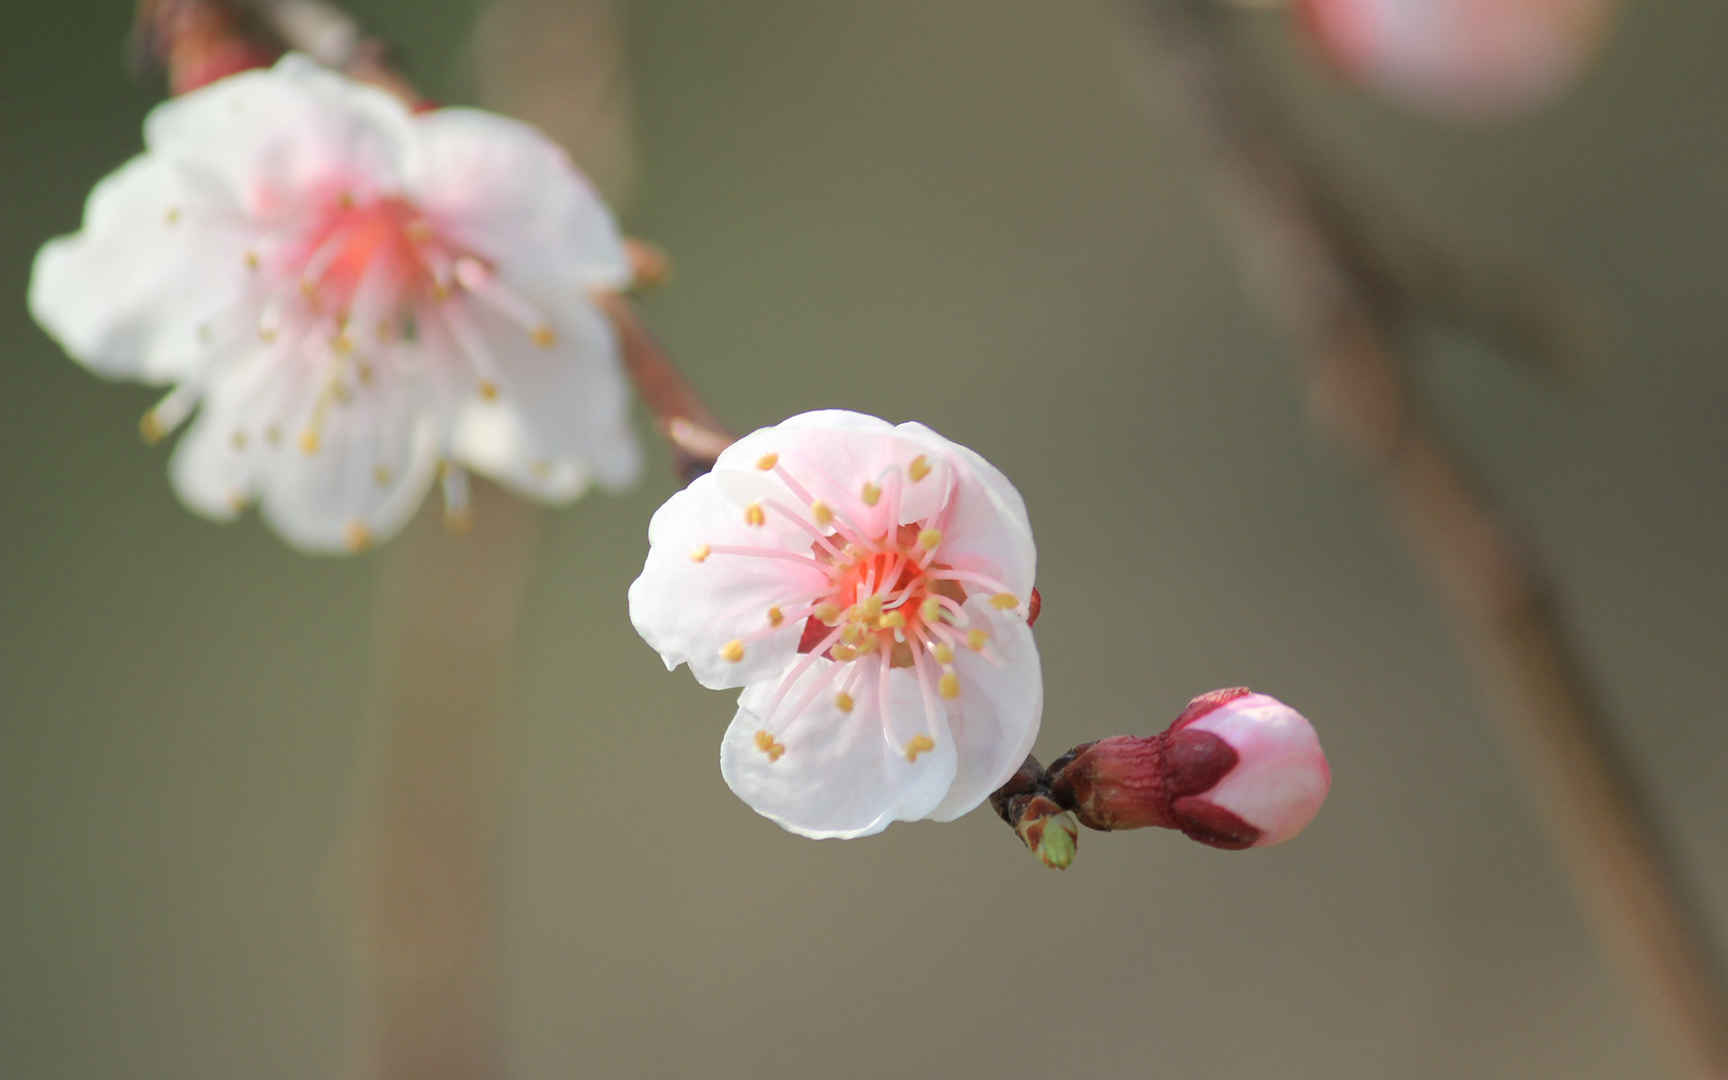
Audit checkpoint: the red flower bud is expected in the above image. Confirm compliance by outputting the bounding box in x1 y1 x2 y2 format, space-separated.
1049 689 1330 850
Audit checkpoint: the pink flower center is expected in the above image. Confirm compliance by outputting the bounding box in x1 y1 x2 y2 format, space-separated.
695 452 1029 764
296 196 436 306
794 523 968 669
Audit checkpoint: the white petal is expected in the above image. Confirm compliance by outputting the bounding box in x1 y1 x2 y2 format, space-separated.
721 658 958 839
170 408 257 522
627 474 828 690
448 410 593 504
144 54 414 210
714 410 957 537
439 293 641 493
926 600 1043 821
896 420 1036 595
406 107 630 293
237 352 442 553
29 155 254 384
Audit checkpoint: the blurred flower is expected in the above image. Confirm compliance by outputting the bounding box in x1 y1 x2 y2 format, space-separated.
30 55 639 552
1051 688 1330 849
629 410 1041 838
1295 0 1618 119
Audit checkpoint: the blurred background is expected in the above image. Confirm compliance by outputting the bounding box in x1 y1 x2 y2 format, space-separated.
3 1 1725 1077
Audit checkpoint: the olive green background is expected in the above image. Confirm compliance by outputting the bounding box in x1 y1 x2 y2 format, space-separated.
3 2 1725 1077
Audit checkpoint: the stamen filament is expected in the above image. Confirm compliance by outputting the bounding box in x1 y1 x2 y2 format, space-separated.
704 545 840 575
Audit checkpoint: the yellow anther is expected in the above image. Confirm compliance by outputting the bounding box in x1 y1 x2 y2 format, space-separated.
227 493 250 513
767 605 785 628
932 642 955 664
840 623 863 646
754 730 786 762
917 528 943 551
332 333 354 356
860 481 882 506
444 507 473 534
755 452 779 471
478 380 499 402
344 522 372 552
298 430 321 455
921 597 943 624
811 501 834 527
879 610 906 630
338 192 356 209
744 503 766 527
258 326 278 344
814 601 842 625
138 411 165 445
990 592 1019 610
164 207 181 225
909 455 931 483
265 425 283 446
229 431 247 451
244 251 260 271
720 639 746 663
831 644 860 662
939 669 960 700
858 594 884 619
967 628 990 651
373 465 392 488
531 325 557 348
855 634 881 654
690 544 711 563
844 543 866 560
356 362 375 386
904 734 936 762
834 692 855 714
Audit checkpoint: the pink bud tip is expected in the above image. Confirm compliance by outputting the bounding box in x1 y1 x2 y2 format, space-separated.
1172 690 1331 848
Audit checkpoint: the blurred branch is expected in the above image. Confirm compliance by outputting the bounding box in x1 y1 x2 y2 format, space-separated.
133 0 280 93
592 290 734 483
1131 1 1728 1075
244 0 426 107
364 486 537 1080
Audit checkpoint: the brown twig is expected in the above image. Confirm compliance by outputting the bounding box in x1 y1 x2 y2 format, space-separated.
591 291 734 482
1133 2 1728 1075
133 0 280 93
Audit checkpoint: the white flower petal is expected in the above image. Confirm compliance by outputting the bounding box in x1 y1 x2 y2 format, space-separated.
440 293 641 492
29 155 253 384
715 410 957 535
144 54 414 209
896 420 1036 594
627 475 828 690
246 363 442 553
721 659 958 839
407 107 630 293
926 600 1043 821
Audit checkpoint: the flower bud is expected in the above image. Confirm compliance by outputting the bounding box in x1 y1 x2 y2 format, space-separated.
1049 688 1330 850
1011 793 1078 870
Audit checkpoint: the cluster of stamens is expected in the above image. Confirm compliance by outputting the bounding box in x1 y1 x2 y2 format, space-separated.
693 450 1024 765
140 188 569 547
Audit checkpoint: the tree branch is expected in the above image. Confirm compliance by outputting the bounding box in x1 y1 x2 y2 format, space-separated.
1130 2 1728 1074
